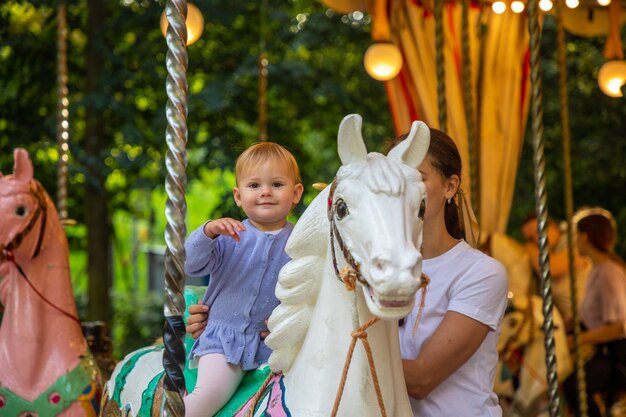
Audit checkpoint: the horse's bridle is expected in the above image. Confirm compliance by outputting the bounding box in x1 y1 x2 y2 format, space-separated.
327 178 367 291
0 179 48 261
0 181 79 324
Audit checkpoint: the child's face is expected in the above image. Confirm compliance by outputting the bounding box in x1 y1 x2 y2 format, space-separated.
233 160 303 232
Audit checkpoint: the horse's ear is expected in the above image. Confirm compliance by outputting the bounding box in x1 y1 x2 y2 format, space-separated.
337 114 367 165
388 120 430 168
13 148 34 183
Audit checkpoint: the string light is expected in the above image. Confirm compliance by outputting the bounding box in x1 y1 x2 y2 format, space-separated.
492 1 507 14
539 0 554 11
511 1 525 13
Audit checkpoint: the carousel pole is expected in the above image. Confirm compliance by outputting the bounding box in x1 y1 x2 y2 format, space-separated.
527 0 561 415
555 1 588 415
434 0 447 133
56 0 69 223
162 0 189 416
460 0 479 216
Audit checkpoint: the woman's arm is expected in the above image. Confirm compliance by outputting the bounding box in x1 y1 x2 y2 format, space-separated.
525 243 588 280
402 311 490 399
579 322 626 346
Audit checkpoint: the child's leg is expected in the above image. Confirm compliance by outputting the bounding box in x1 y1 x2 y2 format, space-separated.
184 353 244 417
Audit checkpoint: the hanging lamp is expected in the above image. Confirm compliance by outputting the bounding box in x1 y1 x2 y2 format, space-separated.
363 0 403 81
598 0 626 97
160 2 204 46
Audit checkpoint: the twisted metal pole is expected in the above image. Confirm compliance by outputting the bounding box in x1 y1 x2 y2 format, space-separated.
527 0 561 415
556 1 588 415
163 1 188 416
56 0 69 222
461 0 478 216
434 0 447 133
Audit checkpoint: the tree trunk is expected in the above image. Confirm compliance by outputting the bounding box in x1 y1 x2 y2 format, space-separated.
85 0 112 323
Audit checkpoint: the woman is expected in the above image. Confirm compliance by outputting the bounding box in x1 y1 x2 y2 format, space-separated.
397 128 508 416
563 210 626 417
187 127 509 416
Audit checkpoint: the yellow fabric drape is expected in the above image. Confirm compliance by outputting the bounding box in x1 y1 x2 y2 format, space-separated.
385 1 530 234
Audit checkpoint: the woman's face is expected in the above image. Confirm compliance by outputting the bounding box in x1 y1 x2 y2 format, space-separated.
576 230 589 256
417 155 457 223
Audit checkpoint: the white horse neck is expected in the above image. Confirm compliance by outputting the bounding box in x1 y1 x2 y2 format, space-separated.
283 253 412 417
0 210 85 399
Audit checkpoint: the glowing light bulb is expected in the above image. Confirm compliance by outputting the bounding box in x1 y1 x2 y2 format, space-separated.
565 0 579 8
597 0 611 6
511 1 525 13
539 0 553 11
364 43 403 81
492 1 507 14
160 3 204 46
598 60 626 97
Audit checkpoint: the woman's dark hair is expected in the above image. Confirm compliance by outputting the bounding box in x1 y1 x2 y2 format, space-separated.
388 127 464 240
428 129 463 240
577 214 615 253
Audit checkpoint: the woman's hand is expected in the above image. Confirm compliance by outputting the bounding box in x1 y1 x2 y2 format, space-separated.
185 304 270 340
186 304 208 340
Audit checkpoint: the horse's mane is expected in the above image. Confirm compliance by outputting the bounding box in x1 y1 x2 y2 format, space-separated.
267 154 414 372
267 185 329 372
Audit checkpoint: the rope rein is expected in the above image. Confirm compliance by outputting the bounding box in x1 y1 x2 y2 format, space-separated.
330 317 386 417
243 371 275 417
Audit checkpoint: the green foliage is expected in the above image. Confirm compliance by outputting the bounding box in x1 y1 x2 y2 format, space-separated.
109 290 165 358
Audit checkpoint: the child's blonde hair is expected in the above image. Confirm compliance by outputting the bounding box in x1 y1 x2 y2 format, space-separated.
235 142 301 185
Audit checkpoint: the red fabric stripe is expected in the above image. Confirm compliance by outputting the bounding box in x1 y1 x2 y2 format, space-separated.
385 81 402 136
399 68 420 122
520 47 530 136
448 3 463 82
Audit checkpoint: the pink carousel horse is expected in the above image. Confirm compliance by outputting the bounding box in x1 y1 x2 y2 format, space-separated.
0 149 101 416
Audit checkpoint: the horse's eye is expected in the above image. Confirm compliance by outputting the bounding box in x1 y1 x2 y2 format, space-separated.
15 206 28 217
507 317 518 327
335 199 349 220
418 198 426 219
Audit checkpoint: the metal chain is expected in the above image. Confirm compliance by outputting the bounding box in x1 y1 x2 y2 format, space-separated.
434 0 447 133
56 0 69 222
556 0 588 415
258 0 268 141
163 1 188 416
527 0 561 415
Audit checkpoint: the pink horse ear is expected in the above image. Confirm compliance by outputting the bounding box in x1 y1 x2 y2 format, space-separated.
13 148 34 183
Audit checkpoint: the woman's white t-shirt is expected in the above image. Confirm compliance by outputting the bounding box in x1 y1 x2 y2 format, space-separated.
399 240 508 417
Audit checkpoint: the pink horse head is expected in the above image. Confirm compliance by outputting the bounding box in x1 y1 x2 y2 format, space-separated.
0 148 100 417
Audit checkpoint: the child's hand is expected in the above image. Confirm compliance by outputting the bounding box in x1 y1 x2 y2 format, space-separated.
203 218 245 242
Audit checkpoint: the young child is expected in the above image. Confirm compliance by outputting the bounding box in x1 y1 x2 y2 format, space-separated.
183 142 304 417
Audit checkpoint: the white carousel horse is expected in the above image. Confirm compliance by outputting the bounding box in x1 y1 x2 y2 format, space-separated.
0 149 101 417
496 295 572 417
101 113 430 417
